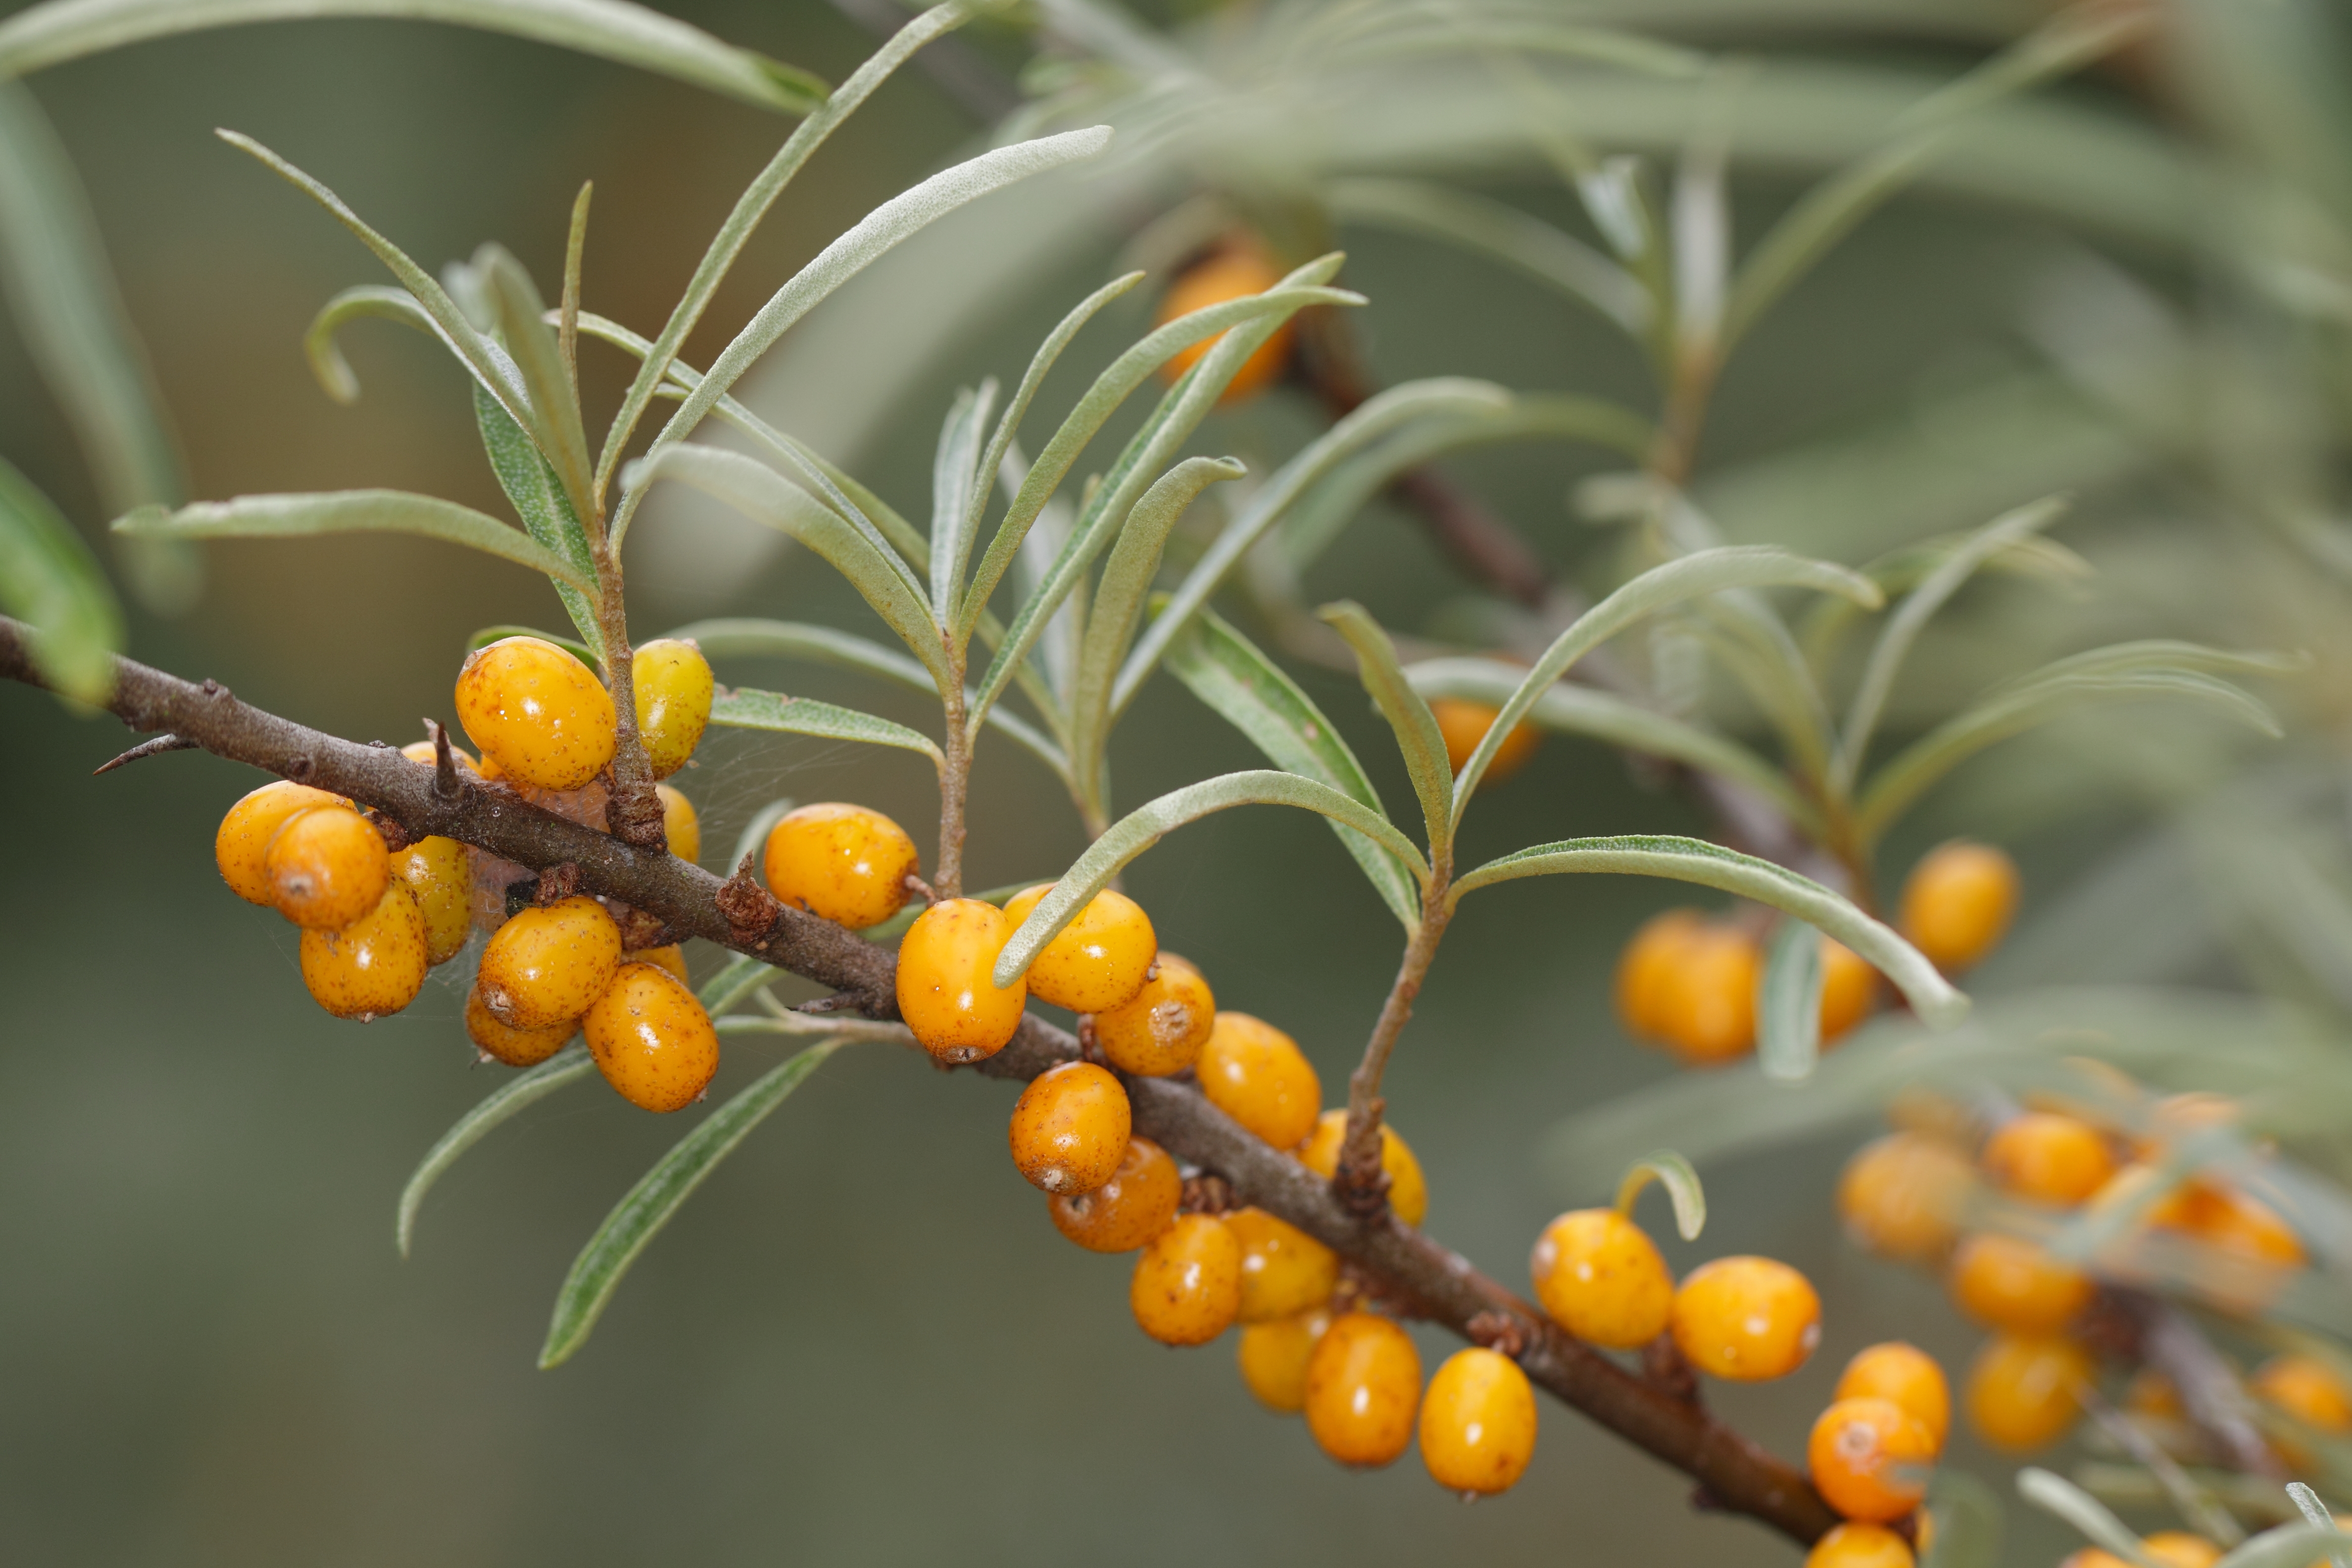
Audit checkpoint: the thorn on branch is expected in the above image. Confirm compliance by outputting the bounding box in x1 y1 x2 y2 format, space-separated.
797 993 861 1015
92 733 199 775
717 851 783 946
535 863 584 905
426 719 462 802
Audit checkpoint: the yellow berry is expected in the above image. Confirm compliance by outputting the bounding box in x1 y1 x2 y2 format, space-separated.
1670 1256 1821 1381
1228 1207 1338 1323
455 635 617 790
632 638 712 779
1837 1132 1975 1264
1530 1208 1674 1350
1947 1232 2092 1335
629 944 689 984
298 881 428 1020
1430 696 1540 787
1899 840 2019 974
1616 909 1705 1040
1237 1307 1332 1413
1983 1112 2116 1207
215 780 344 904
895 898 1027 1064
1661 923 1760 1064
1008 1061 1131 1194
1806 1522 1915 1568
1808 1396 1935 1523
1094 952 1215 1076
1420 1346 1537 1495
477 895 623 1030
658 783 699 864
2253 1354 2352 1433
1157 244 1291 403
1000 884 1156 1014
390 834 472 965
1197 1011 1320 1150
1964 1334 2091 1451
765 802 919 930
1819 939 1880 1042
2178 1182 2306 1269
2143 1534 2224 1568
1303 1311 1421 1468
465 982 577 1067
1297 1109 1428 1227
1130 1213 1242 1346
1049 1135 1179 1252
1836 1342 1951 1450
265 805 390 930
584 961 719 1113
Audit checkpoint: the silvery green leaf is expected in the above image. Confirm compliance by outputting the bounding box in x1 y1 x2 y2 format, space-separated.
478 244 595 529
474 383 603 661
2216 1522 2352 1568
1756 918 1825 1083
540 1039 849 1368
0 453 119 703
396 1044 594 1259
1451 833 1964 1028
1615 1150 1705 1240
303 284 434 404
1921 1470 2006 1568
927 380 994 626
710 686 942 764
994 770 1430 988
1318 601 1452 860
2017 1467 2160 1567
1163 607 1419 931
697 953 781 1017
466 623 593 664
1799 524 2094 670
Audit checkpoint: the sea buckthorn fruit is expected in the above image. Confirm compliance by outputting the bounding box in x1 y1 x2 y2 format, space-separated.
1298 1109 1428 1226
1531 1208 1674 1350
1947 1233 2092 1336
1819 939 1880 1042
1835 1342 1951 1449
765 802 919 930
1964 1334 2091 1451
1197 1012 1320 1150
266 805 390 930
629 944 689 984
390 834 472 966
1130 1213 1242 1346
1156 244 1292 403
657 783 699 864
1837 1132 1974 1263
455 635 617 791
1806 1523 1915 1568
1660 922 1760 1064
1982 1112 2115 1207
896 898 1026 1064
1238 1307 1332 1414
1094 952 1215 1076
1898 840 2019 974
1228 1207 1338 1323
465 983 577 1068
1420 1346 1537 1495
298 881 428 1021
1616 909 1704 1041
477 895 623 1030
2252 1353 2352 1434
215 780 344 904
631 638 712 779
1049 1135 1179 1252
1430 696 1540 787
1000 884 1156 1014
584 961 719 1112
1808 1396 1936 1522
1670 1256 1821 1381
1008 1061 1130 1195
1304 1311 1422 1468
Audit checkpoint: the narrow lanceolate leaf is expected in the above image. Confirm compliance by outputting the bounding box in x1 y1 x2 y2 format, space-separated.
928 381 994 626
2016 1469 2160 1568
2283 1486 2351 1568
994 771 1431 988
1450 548 1882 821
1450 834 1966 1029
396 1043 595 1259
1920 1471 2006 1568
1318 602 1453 859
699 953 781 1017
0 0 827 112
304 284 434 403
2215 1523 2352 1568
475 384 603 661
710 686 943 764
540 1039 848 1368
1756 920 1825 1083
0 453 119 702
115 489 596 594
478 245 595 530
1164 609 1419 931
1615 1150 1705 1240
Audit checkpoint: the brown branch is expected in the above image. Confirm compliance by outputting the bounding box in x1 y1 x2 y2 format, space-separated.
0 614 1834 1548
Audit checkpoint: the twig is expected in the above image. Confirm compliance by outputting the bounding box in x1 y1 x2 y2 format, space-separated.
2113 1288 2288 1482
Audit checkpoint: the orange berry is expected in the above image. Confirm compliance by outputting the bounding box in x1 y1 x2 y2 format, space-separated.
1007 1061 1131 1195
1670 1256 1821 1381
631 638 712 779
1530 1209 1674 1350
2142 1534 2224 1568
1196 1012 1320 1149
1837 1132 1975 1263
2253 1354 2352 1433
1130 1213 1242 1345
1616 909 1705 1040
2182 1183 2306 1268
2123 1368 2183 1419
1964 1334 2091 1451
265 805 390 929
1806 1522 1916 1568
1809 1396 1936 1522
1237 1307 1332 1413
1304 1311 1422 1467
477 895 623 1030
1819 939 1880 1042
1983 1112 2116 1207
629 944 689 984
1156 244 1292 403
1049 1135 1180 1252
1001 884 1156 1013
1898 840 2019 974
390 834 472 965
1429 696 1540 787
895 898 1026 1064
215 780 345 904
764 802 919 930
298 881 428 1020
1298 1109 1428 1227
1420 1347 1537 1495
1228 1207 1338 1323
1660 924 1760 1064
657 783 699 864
584 961 719 1112
455 635 617 790
465 982 577 1067
1947 1233 2092 1335
1094 952 1215 1076
1836 1342 1951 1450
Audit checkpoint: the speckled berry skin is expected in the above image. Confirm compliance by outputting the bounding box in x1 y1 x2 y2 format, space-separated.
1982 1112 2115 1207
1008 1061 1131 1194
1946 1233 2091 1335
477 895 623 1030
895 898 1026 1064
763 803 919 930
1197 1012 1320 1150
1898 840 2018 974
1806 1522 1916 1568
657 784 700 864
1130 1213 1242 1346
455 636 617 790
1237 1307 1332 1413
1049 1136 1179 1252
1964 1334 2091 1451
1094 953 1215 1076
216 781 344 904
632 638 712 779
1156 245 1292 403
1000 884 1156 1014
1228 1207 1338 1323
266 805 390 930
298 882 427 1020
1836 1342 1951 1449
1430 697 1540 786
584 962 719 1113
1304 1311 1421 1468
1808 1396 1936 1522
465 984 577 1068
1420 1347 1537 1495
1298 1110 1428 1227
390 834 472 965
1670 1256 1821 1381
1530 1209 1673 1350
1837 1132 1975 1263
